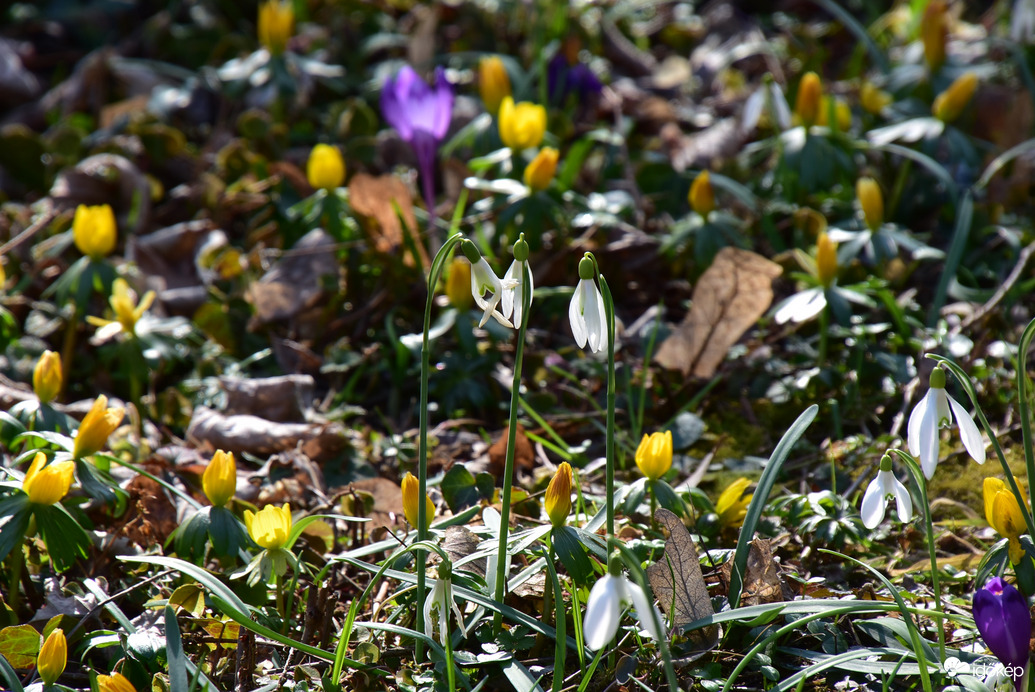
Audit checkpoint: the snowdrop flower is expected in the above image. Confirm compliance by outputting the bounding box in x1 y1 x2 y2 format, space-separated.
462 240 516 328
569 253 608 352
424 560 467 646
860 454 912 529
501 234 533 328
741 74 791 134
584 555 664 650
907 366 985 479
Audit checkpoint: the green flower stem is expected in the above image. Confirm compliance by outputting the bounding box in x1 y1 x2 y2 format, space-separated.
543 541 567 692
890 449 945 663
493 259 532 634
416 226 466 660
818 297 830 368
274 569 285 628
1016 317 1035 514
598 273 617 539
5 527 26 616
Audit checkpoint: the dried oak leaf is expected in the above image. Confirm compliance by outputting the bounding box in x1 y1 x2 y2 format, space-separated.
717 538 792 607
487 424 535 481
348 172 428 267
654 247 781 378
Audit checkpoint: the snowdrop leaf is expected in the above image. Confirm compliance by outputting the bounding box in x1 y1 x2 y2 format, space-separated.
646 508 718 655
654 247 781 377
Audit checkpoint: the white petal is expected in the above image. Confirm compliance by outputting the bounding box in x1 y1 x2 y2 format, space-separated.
437 584 449 646
584 575 621 650
934 388 951 427
624 578 663 641
513 261 532 328
890 474 913 524
770 83 792 130
583 281 607 353
501 260 519 321
948 394 986 464
424 580 443 641
774 289 825 324
569 282 588 348
860 476 887 529
907 390 931 455
742 89 763 133
919 393 940 479
469 259 494 311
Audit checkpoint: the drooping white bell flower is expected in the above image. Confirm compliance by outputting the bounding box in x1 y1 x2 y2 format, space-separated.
584 557 664 651
907 366 985 480
424 561 468 647
463 240 516 328
741 74 792 134
569 254 608 353
1013 0 1035 43
502 234 533 328
860 454 913 529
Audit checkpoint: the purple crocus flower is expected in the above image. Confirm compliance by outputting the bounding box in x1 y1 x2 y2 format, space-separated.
973 577 1031 685
547 54 602 104
380 65 454 215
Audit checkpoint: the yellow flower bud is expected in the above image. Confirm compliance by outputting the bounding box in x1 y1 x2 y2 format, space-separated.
244 503 293 550
523 147 559 192
922 1 948 71
445 258 473 311
860 83 892 114
203 450 236 507
97 673 137 692
401 472 435 530
33 350 62 405
856 177 884 232
635 431 673 482
306 144 345 191
37 628 66 686
816 232 837 287
22 452 75 506
688 170 715 219
544 462 573 528
479 56 512 115
498 96 547 151
73 394 125 459
932 71 977 123
258 0 294 56
73 204 117 261
795 72 822 128
984 477 1026 564
715 477 753 529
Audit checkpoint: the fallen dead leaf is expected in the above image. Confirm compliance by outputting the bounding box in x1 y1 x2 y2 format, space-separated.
487 424 535 481
348 172 428 267
654 247 781 377
717 538 792 606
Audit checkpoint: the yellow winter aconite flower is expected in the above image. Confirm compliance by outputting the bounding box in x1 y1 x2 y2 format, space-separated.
794 72 822 127
860 83 892 114
73 204 117 261
544 462 573 528
73 394 125 459
635 431 673 482
716 477 753 529
498 96 547 150
933 72 977 123
258 0 293 56
37 628 66 686
523 147 559 191
22 452 75 506
97 673 136 692
815 96 851 131
33 350 62 405
244 503 293 550
401 472 435 530
856 177 884 232
479 56 511 115
984 477 1026 564
445 258 473 311
922 0 948 71
306 144 345 190
816 232 837 288
203 450 236 507
87 278 155 340
689 170 715 219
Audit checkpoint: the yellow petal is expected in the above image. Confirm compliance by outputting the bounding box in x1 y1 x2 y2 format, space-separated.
479 56 512 115
33 350 63 404
37 629 66 686
306 144 346 190
73 395 125 458
97 672 137 692
23 455 75 506
401 472 435 530
983 477 1005 528
523 147 559 192
73 204 117 261
544 462 573 528
635 431 673 482
202 450 236 507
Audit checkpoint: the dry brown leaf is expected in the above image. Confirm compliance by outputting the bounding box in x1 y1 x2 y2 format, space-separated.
717 538 792 606
487 424 535 481
348 172 428 267
654 247 781 377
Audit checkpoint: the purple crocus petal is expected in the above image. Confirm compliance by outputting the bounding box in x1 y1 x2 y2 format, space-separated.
974 577 1032 675
547 54 566 102
410 129 438 214
381 67 416 140
429 67 454 139
569 63 602 97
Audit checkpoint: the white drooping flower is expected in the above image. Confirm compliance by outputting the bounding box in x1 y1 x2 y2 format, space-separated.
463 240 516 329
569 254 608 353
584 568 664 651
1013 0 1035 43
424 562 467 647
860 455 913 529
502 234 533 328
741 75 792 134
907 366 986 480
